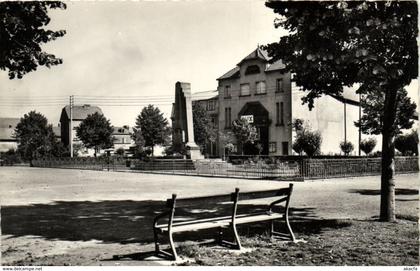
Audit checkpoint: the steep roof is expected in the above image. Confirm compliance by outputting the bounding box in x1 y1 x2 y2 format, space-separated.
192 90 218 101
60 105 103 121
237 47 270 65
0 118 19 141
217 47 286 80
0 118 20 128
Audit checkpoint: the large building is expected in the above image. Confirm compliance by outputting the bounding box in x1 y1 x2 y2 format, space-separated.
188 47 374 157
190 47 292 156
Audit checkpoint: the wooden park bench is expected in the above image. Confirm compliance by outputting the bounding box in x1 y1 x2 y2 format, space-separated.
153 183 296 260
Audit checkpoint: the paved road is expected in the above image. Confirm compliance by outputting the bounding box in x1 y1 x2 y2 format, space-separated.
1 166 418 219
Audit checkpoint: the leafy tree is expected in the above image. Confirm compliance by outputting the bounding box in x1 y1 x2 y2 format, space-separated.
192 102 217 154
75 112 113 157
131 128 146 158
14 111 56 161
265 1 417 222
135 104 169 156
340 141 354 156
395 130 418 156
355 88 416 135
231 118 258 155
0 1 66 79
360 138 377 156
292 139 304 156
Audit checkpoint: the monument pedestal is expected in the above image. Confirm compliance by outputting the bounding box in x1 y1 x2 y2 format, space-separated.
186 142 204 160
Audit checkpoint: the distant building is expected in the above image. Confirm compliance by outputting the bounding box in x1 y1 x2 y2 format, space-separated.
112 125 134 152
59 104 103 155
0 118 19 152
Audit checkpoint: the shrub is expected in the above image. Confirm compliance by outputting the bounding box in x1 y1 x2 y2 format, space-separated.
395 130 418 156
295 130 322 157
340 141 354 156
115 147 125 156
360 138 377 155
1 149 22 165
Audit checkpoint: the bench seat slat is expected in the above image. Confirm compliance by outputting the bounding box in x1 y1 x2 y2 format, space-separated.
235 212 284 224
158 218 232 233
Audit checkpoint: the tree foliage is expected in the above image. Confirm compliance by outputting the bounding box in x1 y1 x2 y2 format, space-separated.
355 88 416 135
340 141 354 156
395 130 418 156
75 112 113 156
135 104 169 155
14 111 56 161
192 102 217 153
264 0 418 222
360 138 377 156
0 1 66 79
231 118 258 154
293 129 322 157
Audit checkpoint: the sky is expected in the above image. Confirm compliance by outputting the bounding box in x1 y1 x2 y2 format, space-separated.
0 1 285 127
0 1 418 128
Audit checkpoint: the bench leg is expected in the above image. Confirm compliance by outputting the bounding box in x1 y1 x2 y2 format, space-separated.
168 231 178 261
153 228 160 253
231 224 242 250
270 218 296 241
285 216 296 242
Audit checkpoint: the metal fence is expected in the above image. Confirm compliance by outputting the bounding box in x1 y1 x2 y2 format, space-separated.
31 156 418 180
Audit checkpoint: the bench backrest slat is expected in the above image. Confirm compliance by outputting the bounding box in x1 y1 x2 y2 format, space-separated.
238 185 292 201
166 190 238 208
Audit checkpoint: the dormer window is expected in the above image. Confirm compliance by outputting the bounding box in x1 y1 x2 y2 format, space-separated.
245 65 260 75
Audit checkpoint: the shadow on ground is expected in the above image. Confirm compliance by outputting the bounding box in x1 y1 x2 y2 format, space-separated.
349 188 418 197
1 198 340 246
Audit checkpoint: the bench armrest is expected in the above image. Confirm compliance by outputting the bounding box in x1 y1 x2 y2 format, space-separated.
153 210 172 228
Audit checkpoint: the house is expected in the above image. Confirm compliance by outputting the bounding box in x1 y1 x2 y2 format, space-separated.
112 125 134 152
0 118 19 152
59 104 103 155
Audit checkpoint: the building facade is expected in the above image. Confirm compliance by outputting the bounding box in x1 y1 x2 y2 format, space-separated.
112 125 134 152
187 47 374 157
0 118 19 152
59 104 103 156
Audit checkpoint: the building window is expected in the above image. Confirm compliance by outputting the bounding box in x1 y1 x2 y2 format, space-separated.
240 83 250 96
276 78 283 92
276 102 280 125
207 100 215 111
245 65 261 75
256 81 266 94
282 141 289 155
269 142 277 153
224 85 231 98
280 102 284 125
225 107 232 128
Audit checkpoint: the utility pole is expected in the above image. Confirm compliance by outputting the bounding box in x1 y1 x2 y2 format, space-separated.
69 95 74 158
344 102 347 143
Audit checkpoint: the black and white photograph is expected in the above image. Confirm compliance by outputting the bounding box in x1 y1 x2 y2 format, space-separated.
0 0 418 268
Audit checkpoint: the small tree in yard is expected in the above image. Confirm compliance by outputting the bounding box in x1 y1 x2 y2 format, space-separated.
193 103 217 154
395 130 418 156
14 111 56 161
115 147 125 156
264 1 418 221
292 120 322 157
76 112 113 157
340 141 354 156
231 118 258 155
135 105 169 156
360 138 377 156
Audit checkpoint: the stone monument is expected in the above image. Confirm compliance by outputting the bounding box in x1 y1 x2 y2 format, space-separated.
172 82 203 160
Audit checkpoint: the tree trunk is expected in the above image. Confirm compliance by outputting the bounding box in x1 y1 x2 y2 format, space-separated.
379 87 398 222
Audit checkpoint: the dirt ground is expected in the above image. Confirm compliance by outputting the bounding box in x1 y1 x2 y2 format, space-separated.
0 167 418 266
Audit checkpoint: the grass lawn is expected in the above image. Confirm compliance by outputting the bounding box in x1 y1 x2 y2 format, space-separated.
177 218 419 266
